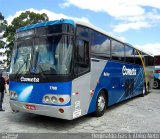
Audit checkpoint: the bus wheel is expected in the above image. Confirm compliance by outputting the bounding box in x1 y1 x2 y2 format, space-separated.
93 91 106 117
140 84 146 97
153 79 159 89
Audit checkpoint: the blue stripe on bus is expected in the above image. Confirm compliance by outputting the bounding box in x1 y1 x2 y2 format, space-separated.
16 19 75 33
87 60 144 114
9 81 72 106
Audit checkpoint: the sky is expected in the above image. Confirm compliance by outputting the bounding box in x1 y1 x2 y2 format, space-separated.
0 0 160 55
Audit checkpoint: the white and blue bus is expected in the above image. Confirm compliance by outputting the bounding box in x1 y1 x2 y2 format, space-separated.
9 19 154 120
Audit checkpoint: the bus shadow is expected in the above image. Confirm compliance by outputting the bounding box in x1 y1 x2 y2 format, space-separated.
7 110 92 131
106 95 141 112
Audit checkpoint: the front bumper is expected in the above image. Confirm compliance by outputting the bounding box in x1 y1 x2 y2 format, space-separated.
9 100 73 120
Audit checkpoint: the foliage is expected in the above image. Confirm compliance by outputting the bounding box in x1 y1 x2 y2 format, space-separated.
0 12 7 33
0 12 7 49
0 41 2 48
0 12 4 19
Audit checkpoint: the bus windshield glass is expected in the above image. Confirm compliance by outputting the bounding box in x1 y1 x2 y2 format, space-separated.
10 35 73 75
10 39 32 74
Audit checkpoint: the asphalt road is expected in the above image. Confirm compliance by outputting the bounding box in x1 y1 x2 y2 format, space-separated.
1 89 160 133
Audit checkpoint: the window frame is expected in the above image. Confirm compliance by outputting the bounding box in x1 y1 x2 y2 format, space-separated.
90 29 111 59
74 25 90 77
111 39 125 62
125 45 135 64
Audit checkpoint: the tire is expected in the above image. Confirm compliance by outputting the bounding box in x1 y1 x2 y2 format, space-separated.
93 91 107 117
153 79 159 89
140 84 146 97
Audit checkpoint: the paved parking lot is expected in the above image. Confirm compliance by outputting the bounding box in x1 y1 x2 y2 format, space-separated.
1 89 160 133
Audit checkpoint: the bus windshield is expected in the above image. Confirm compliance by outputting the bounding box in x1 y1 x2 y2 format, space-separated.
10 35 73 75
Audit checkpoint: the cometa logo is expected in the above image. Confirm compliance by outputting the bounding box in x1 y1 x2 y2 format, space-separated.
122 65 136 76
20 77 39 82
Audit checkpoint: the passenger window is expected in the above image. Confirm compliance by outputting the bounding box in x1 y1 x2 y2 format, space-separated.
76 26 89 39
145 56 154 66
111 40 125 61
155 56 160 65
125 45 135 63
91 31 111 59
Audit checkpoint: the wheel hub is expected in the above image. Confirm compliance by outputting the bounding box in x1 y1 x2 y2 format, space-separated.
98 95 105 112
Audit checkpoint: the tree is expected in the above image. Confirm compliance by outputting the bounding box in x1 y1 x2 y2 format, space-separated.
0 12 7 48
3 11 49 64
0 12 7 32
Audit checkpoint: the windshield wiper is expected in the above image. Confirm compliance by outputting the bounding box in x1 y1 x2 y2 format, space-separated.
14 54 31 78
14 61 28 78
37 64 48 79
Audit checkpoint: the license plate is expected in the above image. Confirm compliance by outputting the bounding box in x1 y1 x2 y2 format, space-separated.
26 104 36 110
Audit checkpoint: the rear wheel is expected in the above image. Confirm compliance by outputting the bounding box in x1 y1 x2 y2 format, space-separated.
93 91 107 117
140 84 146 97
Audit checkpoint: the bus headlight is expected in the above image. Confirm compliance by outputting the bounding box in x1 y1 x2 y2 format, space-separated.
43 94 70 105
44 96 50 103
51 96 57 103
14 93 18 99
11 92 14 98
10 91 18 100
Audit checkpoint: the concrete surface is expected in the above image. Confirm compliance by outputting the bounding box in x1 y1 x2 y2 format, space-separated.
0 89 160 133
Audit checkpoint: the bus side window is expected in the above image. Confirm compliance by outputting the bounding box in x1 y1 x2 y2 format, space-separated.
125 45 135 64
155 56 160 65
74 39 89 75
145 56 154 66
111 39 125 62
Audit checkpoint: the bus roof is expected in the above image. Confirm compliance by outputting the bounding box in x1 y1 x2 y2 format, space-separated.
16 19 75 33
16 19 154 57
134 45 160 57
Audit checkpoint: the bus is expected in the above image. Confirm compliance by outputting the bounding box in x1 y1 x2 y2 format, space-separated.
153 56 160 89
9 19 154 120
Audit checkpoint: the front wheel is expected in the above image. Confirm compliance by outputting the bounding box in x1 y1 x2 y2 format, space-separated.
93 91 107 117
153 79 159 89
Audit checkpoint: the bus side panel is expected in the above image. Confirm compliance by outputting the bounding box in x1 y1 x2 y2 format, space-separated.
87 59 109 114
71 73 91 119
106 62 144 105
88 60 144 114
